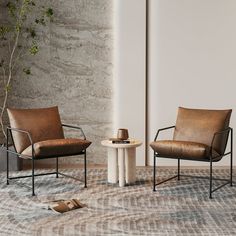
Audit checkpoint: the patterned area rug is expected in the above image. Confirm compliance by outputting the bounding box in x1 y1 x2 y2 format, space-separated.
0 167 236 236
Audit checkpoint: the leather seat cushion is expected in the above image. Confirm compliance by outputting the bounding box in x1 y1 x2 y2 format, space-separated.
150 140 220 160
21 138 91 158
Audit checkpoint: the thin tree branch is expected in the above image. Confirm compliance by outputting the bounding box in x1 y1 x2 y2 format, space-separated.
0 1 24 139
0 30 20 138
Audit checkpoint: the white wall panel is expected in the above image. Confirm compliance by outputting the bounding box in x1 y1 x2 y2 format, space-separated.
114 0 146 166
148 0 236 166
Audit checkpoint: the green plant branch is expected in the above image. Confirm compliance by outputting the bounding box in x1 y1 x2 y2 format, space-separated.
0 0 24 138
0 28 20 139
0 1 53 140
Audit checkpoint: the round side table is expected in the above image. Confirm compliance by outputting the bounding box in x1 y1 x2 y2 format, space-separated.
101 140 142 187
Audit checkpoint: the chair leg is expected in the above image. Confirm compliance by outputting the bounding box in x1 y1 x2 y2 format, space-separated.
153 152 156 191
6 129 9 185
6 153 9 185
84 151 87 188
230 154 233 187
32 158 35 196
230 128 233 187
56 157 59 178
177 159 180 180
209 159 213 199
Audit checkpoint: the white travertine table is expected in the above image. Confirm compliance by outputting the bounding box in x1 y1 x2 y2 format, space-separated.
101 140 142 187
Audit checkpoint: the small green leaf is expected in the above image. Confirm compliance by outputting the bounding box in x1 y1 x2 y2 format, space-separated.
23 68 31 75
15 23 21 32
5 84 11 92
46 8 53 18
31 31 36 38
23 0 31 5
39 18 46 26
6 2 16 18
35 17 46 26
0 59 4 67
0 26 11 38
26 27 36 38
29 42 38 55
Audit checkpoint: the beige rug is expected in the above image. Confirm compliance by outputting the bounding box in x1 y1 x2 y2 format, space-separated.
0 167 235 236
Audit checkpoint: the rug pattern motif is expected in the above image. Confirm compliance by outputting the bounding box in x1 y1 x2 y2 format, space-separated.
0 168 236 236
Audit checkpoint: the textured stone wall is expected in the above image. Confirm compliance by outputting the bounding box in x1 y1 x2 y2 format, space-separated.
2 0 114 164
0 1 10 143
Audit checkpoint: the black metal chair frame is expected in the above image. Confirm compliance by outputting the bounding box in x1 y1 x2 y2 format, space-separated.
153 126 233 199
6 123 87 196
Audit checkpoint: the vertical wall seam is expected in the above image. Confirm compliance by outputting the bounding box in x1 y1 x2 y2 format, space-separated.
145 0 149 166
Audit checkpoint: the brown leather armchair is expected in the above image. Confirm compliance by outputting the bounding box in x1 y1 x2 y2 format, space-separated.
150 107 233 198
6 106 91 196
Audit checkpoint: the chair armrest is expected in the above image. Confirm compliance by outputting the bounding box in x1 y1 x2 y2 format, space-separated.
62 123 86 140
6 127 35 157
210 127 232 155
7 127 33 145
154 126 175 141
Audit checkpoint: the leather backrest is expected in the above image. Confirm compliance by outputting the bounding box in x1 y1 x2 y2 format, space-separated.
174 107 232 155
7 106 64 153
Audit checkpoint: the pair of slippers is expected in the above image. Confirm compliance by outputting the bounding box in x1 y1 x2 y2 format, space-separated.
48 199 87 213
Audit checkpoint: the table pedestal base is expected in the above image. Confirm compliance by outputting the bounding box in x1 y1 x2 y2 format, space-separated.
107 147 136 187
107 148 118 183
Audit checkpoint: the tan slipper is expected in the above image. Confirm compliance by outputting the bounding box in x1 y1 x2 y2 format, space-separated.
49 199 86 214
71 199 87 208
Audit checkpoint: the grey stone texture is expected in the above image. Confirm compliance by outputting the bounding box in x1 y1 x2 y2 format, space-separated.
0 0 114 164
